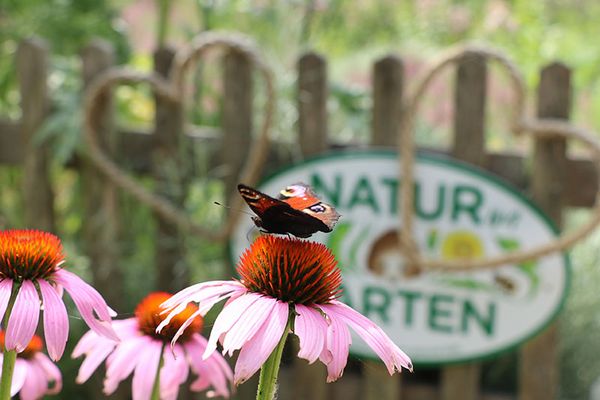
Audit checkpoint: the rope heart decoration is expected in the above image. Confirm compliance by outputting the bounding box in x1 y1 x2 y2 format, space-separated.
83 32 274 243
398 45 600 272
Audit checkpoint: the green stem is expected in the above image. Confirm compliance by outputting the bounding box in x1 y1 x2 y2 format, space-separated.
0 282 22 400
256 318 291 400
150 343 165 400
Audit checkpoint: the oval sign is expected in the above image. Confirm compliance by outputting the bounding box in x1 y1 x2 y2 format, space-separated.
230 150 570 365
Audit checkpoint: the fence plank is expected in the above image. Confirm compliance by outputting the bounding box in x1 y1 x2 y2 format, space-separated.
1 125 596 208
364 54 404 400
290 51 329 400
0 120 21 165
441 51 488 400
17 38 55 230
222 49 258 400
372 55 403 147
153 46 188 292
80 39 125 400
80 39 123 309
298 52 328 156
519 62 570 400
222 49 253 201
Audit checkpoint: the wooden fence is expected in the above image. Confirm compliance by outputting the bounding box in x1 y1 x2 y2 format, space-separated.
0 36 596 399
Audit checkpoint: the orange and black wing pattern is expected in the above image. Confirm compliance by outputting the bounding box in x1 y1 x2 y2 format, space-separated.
238 183 339 238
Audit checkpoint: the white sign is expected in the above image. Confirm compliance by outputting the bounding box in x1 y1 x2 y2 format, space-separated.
230 150 570 365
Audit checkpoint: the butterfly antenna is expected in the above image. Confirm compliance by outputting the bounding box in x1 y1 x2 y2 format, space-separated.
213 201 253 217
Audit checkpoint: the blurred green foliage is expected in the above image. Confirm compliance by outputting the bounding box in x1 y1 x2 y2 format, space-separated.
1 0 600 399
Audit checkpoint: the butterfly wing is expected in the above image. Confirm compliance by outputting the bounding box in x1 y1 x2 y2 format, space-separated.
238 183 340 237
299 202 340 231
238 184 323 237
238 184 284 220
278 183 319 209
279 183 340 231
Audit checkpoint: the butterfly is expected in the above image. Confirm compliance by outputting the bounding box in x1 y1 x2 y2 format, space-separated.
237 183 340 238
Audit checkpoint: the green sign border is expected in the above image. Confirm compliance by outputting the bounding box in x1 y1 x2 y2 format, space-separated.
228 148 571 367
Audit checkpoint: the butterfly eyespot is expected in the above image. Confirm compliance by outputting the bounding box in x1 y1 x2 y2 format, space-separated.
309 204 326 213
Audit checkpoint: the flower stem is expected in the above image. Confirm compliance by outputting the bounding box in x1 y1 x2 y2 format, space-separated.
0 281 21 400
256 318 291 400
150 344 165 400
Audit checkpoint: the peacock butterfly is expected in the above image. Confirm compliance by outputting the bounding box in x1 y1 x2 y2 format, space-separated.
237 183 340 238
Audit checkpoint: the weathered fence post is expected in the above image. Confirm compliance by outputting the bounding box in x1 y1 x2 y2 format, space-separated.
153 46 188 292
80 39 127 400
80 39 123 309
222 48 256 400
519 62 570 400
298 52 328 156
372 55 403 148
222 49 253 203
17 38 55 231
364 54 404 400
440 51 487 400
291 51 329 400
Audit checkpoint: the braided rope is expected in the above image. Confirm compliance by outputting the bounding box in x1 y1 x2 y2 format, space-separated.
83 32 274 242
398 44 600 272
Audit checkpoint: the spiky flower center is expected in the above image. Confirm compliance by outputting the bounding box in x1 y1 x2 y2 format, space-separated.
0 230 64 281
237 235 342 305
0 331 42 359
136 292 203 343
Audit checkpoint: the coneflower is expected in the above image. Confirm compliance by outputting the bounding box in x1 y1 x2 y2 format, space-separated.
159 235 412 399
73 292 233 400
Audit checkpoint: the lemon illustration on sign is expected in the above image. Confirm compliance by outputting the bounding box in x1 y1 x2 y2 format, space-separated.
441 231 484 260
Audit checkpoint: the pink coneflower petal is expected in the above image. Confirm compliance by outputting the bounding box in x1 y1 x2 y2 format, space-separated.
38 280 69 361
294 304 329 364
233 300 289 385
75 292 233 398
131 339 162 400
203 293 264 359
319 305 352 383
104 336 150 394
5 281 39 353
222 295 279 356
10 358 27 397
20 357 47 400
73 332 116 383
197 287 247 316
72 320 142 385
186 334 232 397
170 308 204 348
112 318 142 339
53 269 118 341
0 279 13 323
33 353 62 395
325 301 413 373
159 282 246 332
72 329 105 358
161 281 245 313
160 345 189 400
0 334 62 399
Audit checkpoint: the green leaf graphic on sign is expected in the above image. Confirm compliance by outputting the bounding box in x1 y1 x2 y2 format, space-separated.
349 225 370 271
436 277 495 291
496 236 540 294
427 228 439 251
326 222 351 270
497 238 519 251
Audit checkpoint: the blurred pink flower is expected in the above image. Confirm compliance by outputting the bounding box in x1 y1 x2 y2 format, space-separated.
160 235 412 385
73 292 233 400
0 333 61 400
0 229 118 361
